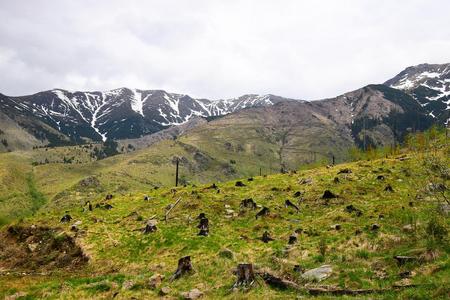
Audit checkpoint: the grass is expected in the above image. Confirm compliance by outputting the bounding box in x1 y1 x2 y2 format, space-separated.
0 130 448 299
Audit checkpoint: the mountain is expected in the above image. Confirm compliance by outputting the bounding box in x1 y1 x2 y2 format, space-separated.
0 89 286 148
0 64 442 153
384 63 450 125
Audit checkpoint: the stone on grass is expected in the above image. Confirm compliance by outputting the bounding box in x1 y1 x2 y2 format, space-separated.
159 286 171 296
148 274 164 289
122 280 135 290
301 265 333 282
181 288 203 299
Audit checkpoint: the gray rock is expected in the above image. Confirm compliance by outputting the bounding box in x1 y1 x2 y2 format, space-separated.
181 288 203 299
122 280 135 290
148 273 164 289
159 286 171 296
301 265 332 282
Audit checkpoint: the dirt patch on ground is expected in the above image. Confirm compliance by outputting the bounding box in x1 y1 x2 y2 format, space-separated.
0 225 88 271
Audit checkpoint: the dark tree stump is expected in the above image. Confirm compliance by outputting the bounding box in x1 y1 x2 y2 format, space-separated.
394 255 417 266
338 168 352 174
104 204 113 210
261 231 274 243
60 214 72 223
235 181 246 187
333 177 340 183
233 263 255 288
142 220 157 234
345 205 362 216
240 198 257 210
322 190 337 199
371 223 380 231
171 256 193 280
288 235 297 245
293 191 302 197
285 200 299 212
105 194 113 200
377 175 385 180
384 184 394 192
255 207 269 219
197 217 209 236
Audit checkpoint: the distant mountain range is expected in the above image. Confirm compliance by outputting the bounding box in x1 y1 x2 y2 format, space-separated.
0 63 448 152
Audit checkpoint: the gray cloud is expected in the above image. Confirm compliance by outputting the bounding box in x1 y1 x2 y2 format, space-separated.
0 0 449 99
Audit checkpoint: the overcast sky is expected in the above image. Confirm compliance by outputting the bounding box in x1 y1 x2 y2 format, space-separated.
0 0 449 100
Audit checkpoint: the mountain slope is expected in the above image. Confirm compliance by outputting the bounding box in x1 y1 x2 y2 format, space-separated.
384 63 450 125
0 89 287 148
1 133 448 299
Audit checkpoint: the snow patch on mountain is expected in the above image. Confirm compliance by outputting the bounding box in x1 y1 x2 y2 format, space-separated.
131 89 144 117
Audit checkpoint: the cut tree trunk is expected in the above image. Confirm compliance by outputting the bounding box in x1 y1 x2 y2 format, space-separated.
171 256 193 281
233 264 255 288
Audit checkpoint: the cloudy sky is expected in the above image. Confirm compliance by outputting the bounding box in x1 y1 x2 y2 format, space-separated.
0 0 449 100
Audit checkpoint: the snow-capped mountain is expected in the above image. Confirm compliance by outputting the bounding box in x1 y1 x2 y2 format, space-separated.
0 88 286 144
384 63 450 125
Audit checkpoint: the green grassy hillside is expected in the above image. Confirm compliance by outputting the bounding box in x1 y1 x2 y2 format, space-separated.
0 130 448 299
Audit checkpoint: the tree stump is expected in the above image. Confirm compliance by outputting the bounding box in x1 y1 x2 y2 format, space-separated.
261 231 274 243
240 198 257 210
288 235 297 245
171 256 193 280
233 263 255 288
384 184 394 192
142 220 157 234
255 207 269 219
235 181 246 187
60 214 72 223
285 200 299 212
322 190 337 199
197 217 209 236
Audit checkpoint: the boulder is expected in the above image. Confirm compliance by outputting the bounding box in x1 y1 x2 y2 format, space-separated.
181 288 203 300
301 265 332 282
148 274 164 289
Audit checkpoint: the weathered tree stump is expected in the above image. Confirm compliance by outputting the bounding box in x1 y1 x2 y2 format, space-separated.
60 214 72 223
322 190 338 199
235 181 246 187
240 198 257 210
338 168 352 174
142 220 157 234
288 234 297 245
197 217 209 236
233 263 255 288
171 256 193 281
261 231 274 243
384 184 394 192
394 255 417 266
105 194 113 200
104 204 113 210
285 200 299 212
293 191 302 197
345 205 362 216
255 207 269 219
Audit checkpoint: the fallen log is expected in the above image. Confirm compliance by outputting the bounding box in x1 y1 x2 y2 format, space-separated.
164 197 182 222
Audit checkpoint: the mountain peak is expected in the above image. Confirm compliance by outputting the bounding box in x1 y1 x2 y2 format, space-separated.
384 63 450 124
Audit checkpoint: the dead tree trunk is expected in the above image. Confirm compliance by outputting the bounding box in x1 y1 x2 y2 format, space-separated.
171 256 193 281
233 263 255 288
197 217 209 236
